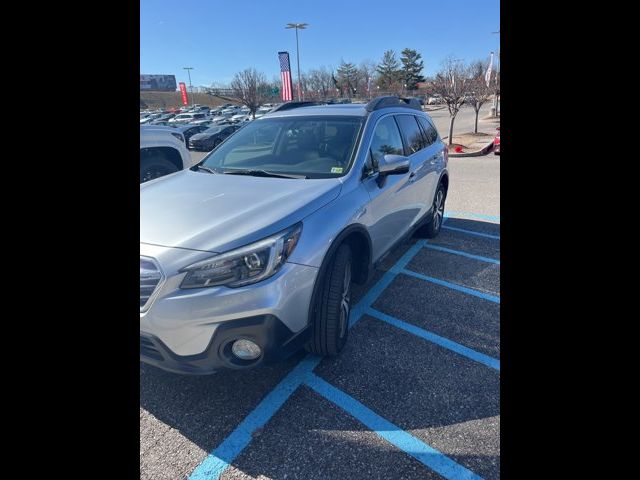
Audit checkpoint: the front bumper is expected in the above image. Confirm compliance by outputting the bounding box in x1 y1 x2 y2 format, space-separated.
140 244 319 372
140 314 310 374
189 142 212 151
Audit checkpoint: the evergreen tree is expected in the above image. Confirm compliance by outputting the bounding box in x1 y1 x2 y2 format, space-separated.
400 48 425 91
375 50 401 90
337 60 360 97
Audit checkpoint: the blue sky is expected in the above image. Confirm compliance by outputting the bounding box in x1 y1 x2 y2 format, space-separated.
141 0 499 87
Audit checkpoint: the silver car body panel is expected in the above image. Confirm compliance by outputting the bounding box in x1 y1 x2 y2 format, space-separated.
140 103 447 358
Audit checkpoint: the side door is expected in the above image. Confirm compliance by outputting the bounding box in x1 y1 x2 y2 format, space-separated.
416 115 445 207
362 115 420 262
394 114 432 221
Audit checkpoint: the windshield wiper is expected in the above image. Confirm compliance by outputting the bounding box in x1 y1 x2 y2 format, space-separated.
193 165 218 174
222 169 307 179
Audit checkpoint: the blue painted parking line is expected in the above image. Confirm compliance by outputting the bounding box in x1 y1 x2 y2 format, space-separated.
401 269 500 304
188 214 498 480
366 307 500 371
190 239 431 479
188 355 322 480
305 374 484 480
423 243 500 265
442 225 500 240
444 211 500 222
350 239 427 327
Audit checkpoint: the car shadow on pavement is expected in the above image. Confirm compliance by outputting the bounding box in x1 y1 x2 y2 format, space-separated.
140 217 500 480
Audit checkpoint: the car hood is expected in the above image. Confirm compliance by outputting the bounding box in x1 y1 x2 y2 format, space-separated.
140 170 343 253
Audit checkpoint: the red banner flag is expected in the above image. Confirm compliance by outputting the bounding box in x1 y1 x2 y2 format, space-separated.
179 82 189 105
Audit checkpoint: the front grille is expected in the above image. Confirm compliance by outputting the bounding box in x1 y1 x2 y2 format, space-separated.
140 257 163 310
140 336 164 361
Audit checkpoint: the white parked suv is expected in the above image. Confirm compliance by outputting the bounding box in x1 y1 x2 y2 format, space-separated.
140 126 191 183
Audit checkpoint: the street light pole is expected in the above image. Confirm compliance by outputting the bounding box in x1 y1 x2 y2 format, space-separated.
286 23 308 101
183 67 194 106
492 30 500 116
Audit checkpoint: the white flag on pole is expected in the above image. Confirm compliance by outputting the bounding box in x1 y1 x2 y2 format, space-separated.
485 52 494 87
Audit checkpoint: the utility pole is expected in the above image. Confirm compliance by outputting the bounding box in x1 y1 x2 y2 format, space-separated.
285 23 308 101
492 30 500 116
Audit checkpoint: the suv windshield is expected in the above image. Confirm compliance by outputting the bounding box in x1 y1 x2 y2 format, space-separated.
201 115 363 179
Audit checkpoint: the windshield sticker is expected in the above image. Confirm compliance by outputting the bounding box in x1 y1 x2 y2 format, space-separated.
331 167 344 174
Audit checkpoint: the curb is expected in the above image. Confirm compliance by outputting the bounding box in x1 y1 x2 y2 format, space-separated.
448 140 495 157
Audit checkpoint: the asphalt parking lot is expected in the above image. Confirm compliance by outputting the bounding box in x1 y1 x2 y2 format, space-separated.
141 153 500 479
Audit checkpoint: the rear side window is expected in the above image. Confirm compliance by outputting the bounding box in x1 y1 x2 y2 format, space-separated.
417 116 438 146
395 114 426 154
370 116 404 166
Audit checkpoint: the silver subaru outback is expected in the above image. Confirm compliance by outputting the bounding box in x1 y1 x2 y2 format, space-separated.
140 96 449 374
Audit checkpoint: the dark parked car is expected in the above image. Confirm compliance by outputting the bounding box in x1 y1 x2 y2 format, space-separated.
188 124 242 151
170 124 211 149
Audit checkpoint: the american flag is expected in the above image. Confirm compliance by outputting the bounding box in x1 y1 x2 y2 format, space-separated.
278 51 293 101
485 52 494 87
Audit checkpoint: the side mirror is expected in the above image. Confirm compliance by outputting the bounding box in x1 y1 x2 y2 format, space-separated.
379 154 410 176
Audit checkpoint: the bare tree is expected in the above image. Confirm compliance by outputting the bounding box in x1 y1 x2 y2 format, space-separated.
306 67 333 100
468 60 485 79
230 68 269 118
358 60 378 99
432 57 469 145
465 61 493 133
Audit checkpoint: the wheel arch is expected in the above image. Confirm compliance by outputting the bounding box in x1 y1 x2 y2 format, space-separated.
140 147 184 171
306 224 373 327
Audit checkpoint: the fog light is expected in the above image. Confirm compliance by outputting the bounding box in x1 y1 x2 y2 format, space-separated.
231 339 262 360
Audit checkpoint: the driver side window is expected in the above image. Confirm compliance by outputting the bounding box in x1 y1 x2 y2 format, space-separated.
370 116 404 167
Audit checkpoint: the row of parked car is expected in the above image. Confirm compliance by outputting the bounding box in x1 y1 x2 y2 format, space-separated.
140 104 277 151
140 104 275 127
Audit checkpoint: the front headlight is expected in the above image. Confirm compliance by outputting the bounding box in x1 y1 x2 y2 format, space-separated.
180 223 302 289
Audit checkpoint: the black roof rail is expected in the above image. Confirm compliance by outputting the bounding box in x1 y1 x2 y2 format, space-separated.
365 96 422 112
269 101 325 112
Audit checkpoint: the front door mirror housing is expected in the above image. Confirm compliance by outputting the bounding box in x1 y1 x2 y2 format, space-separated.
375 154 410 187
379 154 410 175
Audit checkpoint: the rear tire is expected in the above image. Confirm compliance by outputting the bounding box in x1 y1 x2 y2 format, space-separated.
140 155 179 183
416 183 446 238
306 244 353 356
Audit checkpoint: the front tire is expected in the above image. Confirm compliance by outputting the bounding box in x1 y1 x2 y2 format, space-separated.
416 183 446 238
306 244 353 356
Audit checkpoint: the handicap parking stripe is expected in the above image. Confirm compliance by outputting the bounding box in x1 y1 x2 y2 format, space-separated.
366 307 500 371
442 225 500 240
188 355 323 480
444 211 500 222
423 243 500 265
188 215 499 480
401 269 500 304
188 240 428 480
305 373 484 480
